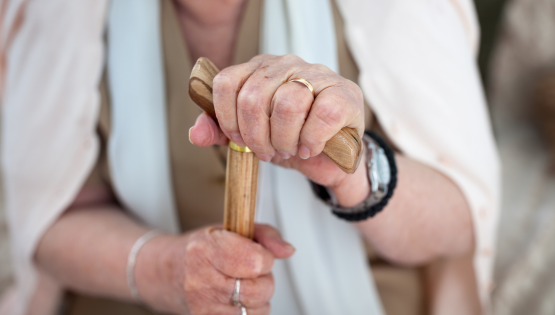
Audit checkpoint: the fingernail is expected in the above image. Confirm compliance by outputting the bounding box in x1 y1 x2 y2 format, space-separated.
188 127 195 145
278 151 292 159
230 133 245 147
299 145 311 159
253 255 264 275
258 154 272 162
283 242 296 252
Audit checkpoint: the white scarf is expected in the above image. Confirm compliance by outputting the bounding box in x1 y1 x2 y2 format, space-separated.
107 0 383 314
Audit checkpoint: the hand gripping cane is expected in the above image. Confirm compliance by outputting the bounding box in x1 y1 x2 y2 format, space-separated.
189 57 363 239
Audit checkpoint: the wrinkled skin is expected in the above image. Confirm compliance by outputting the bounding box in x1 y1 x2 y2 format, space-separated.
151 224 294 315
182 54 367 314
176 7 368 312
190 54 366 190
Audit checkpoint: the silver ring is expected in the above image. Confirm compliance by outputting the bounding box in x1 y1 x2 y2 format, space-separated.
231 279 247 314
231 279 242 306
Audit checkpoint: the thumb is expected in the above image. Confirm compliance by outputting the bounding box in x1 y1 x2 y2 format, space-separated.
254 224 295 259
189 112 229 147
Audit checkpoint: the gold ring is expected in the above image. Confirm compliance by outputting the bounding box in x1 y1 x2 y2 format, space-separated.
288 77 315 98
229 141 252 153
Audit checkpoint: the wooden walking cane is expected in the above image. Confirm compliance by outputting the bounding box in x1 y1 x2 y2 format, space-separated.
189 57 363 239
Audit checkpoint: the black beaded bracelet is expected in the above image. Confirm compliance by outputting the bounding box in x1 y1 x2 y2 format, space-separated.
310 131 397 222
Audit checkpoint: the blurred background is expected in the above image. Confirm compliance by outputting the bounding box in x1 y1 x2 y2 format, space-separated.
0 184 9 299
4 0 555 314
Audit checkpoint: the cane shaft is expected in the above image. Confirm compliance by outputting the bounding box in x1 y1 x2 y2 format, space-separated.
224 147 259 239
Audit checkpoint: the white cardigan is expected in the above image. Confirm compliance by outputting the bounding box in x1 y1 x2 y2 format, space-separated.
0 0 499 314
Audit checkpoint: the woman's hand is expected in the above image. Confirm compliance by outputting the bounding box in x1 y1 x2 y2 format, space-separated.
189 54 365 190
138 224 295 315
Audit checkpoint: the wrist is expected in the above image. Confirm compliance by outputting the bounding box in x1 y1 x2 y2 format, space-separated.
329 153 370 208
311 131 398 222
134 233 183 313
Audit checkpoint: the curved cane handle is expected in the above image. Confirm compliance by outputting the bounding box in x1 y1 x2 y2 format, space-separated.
189 57 362 174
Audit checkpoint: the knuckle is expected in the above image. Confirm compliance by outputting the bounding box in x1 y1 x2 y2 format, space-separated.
213 70 236 93
242 246 269 277
312 63 331 73
281 54 302 64
314 101 344 130
273 93 305 116
245 253 265 277
251 54 274 63
184 238 205 257
238 88 262 114
236 89 271 152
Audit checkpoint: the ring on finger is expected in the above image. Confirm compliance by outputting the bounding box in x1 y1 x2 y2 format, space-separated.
231 279 243 306
231 279 248 314
288 77 315 98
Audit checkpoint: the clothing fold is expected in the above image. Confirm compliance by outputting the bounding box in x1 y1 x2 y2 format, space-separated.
107 0 179 234
1 1 108 314
336 0 500 305
0 0 500 313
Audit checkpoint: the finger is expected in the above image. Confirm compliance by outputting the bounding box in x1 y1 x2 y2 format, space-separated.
183 266 231 307
207 228 274 278
187 304 247 315
270 81 313 158
253 224 295 259
217 305 270 315
237 55 305 161
213 55 268 148
189 113 229 147
298 86 364 159
230 274 274 308
239 304 271 315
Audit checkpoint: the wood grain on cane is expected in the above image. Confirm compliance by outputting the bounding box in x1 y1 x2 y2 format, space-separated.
189 57 363 174
224 149 259 239
189 57 220 122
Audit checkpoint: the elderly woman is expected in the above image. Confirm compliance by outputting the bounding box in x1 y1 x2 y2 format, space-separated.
0 0 499 315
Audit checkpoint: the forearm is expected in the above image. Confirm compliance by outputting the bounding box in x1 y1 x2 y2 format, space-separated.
34 185 292 314
333 154 474 265
34 203 175 308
